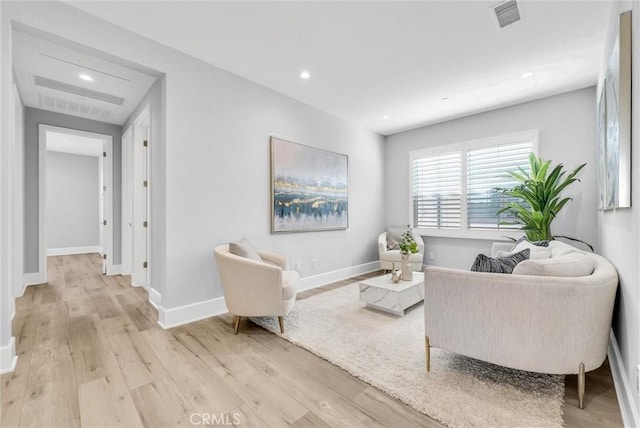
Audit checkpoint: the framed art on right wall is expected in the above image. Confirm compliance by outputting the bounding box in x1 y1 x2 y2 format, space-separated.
600 10 632 210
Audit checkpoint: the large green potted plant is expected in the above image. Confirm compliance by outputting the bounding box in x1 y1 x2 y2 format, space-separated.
497 153 586 241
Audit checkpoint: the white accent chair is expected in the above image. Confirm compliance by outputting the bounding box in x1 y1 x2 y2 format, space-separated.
423 241 618 409
214 245 299 334
378 231 425 271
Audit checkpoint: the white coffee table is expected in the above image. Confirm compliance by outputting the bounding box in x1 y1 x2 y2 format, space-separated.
359 273 424 316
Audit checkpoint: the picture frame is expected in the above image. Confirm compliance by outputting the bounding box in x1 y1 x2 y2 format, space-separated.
270 137 349 233
600 10 632 210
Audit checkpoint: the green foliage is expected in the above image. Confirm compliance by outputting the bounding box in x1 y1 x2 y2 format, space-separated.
497 153 586 241
399 225 419 254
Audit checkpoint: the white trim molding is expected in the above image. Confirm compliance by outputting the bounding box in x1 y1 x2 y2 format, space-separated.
24 271 46 287
158 296 227 329
156 261 380 330
298 261 379 292
147 286 161 310
608 329 640 427
47 246 102 256
0 337 17 375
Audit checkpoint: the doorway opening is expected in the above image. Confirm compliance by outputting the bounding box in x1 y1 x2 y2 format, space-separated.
39 125 113 278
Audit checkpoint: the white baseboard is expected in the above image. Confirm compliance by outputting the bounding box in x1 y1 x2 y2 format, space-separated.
156 261 380 330
298 261 380 292
158 297 227 329
0 337 17 375
608 329 640 428
47 246 102 256
147 287 161 310
24 272 46 286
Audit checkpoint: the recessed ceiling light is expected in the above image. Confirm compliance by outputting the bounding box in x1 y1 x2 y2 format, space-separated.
382 114 390 120
300 71 311 80
521 72 534 79
79 73 93 82
440 97 449 101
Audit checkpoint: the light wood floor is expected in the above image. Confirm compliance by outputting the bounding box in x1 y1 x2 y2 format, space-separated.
1 254 623 427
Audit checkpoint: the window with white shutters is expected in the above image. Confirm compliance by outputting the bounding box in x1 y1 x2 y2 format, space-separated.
467 141 532 230
412 152 461 229
409 130 538 238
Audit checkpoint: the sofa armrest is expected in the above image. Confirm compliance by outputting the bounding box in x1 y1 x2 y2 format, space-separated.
215 249 285 315
424 263 617 374
378 232 389 254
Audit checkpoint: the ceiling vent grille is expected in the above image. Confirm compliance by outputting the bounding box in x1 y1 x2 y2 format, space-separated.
37 92 115 121
492 0 521 29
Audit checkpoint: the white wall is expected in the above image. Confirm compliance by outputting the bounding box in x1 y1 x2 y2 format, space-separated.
13 81 24 298
46 151 99 252
0 4 18 373
597 2 640 425
385 87 597 269
1 2 385 321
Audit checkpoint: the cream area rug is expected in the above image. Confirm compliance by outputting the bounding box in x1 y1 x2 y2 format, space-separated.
251 283 564 427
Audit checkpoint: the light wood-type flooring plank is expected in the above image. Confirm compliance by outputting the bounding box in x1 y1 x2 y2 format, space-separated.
0 253 624 428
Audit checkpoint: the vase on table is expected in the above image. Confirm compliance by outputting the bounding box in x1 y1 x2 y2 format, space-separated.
401 253 412 281
390 263 401 283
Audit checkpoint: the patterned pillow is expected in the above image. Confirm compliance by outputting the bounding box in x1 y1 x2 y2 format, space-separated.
470 249 530 274
386 227 404 250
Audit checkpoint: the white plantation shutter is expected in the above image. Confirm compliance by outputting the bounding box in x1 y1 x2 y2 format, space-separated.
467 141 532 230
410 130 537 236
412 152 461 229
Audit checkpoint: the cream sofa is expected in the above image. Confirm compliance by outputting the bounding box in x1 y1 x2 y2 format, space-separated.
378 231 425 271
424 240 618 409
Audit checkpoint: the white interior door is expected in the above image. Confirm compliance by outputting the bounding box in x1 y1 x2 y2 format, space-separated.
121 128 133 276
98 154 104 256
132 111 149 287
102 139 113 275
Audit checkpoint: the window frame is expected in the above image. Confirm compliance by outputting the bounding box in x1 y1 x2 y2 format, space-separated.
409 130 539 240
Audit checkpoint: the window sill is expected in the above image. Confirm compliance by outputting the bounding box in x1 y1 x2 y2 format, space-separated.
414 228 524 241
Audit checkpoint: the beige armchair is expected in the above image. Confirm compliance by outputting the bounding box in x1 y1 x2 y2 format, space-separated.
378 231 425 271
214 245 299 334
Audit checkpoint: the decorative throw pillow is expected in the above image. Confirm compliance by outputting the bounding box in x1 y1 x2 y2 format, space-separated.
386 227 404 250
510 236 550 250
497 241 552 260
229 238 263 261
470 249 530 274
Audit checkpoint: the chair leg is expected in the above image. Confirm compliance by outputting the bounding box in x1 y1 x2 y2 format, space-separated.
578 362 585 409
425 336 430 372
233 316 241 335
278 316 284 334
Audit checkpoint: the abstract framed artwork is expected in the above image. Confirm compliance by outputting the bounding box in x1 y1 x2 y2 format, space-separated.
600 10 632 210
270 137 348 233
597 84 607 210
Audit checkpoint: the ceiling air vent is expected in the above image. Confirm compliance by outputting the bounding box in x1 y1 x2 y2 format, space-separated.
492 0 521 29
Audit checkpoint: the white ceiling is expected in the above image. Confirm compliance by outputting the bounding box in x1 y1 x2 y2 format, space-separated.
65 1 611 135
13 30 156 125
46 130 103 157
